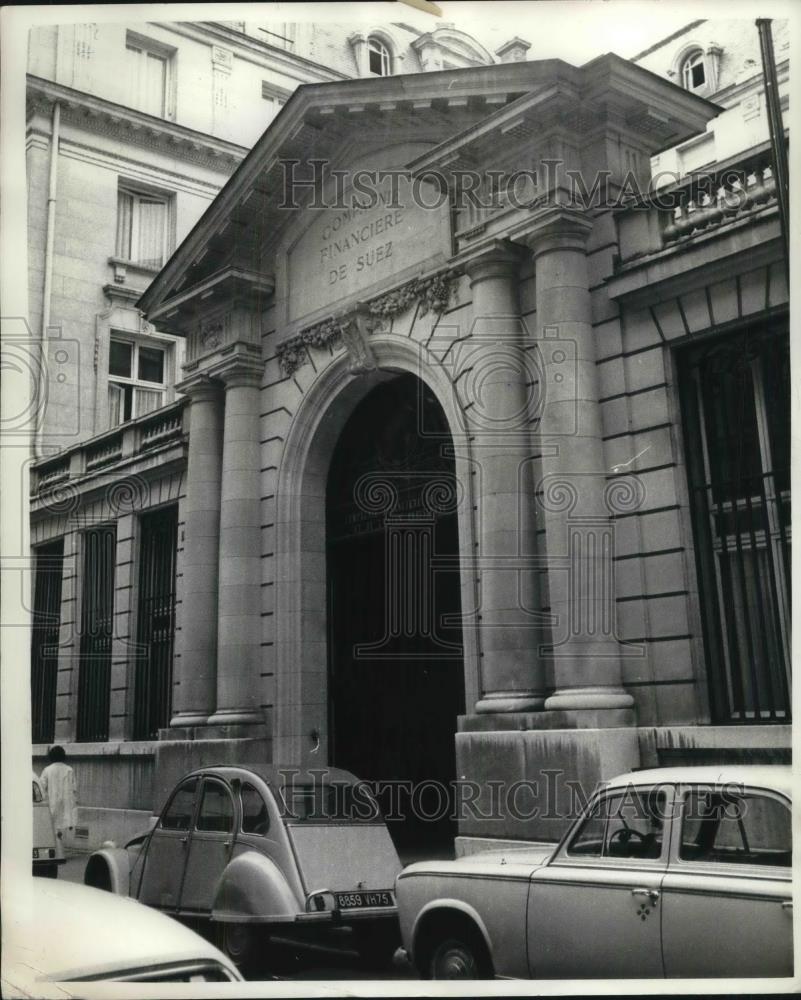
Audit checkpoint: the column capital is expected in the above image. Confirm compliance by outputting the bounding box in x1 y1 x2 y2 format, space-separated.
175 372 223 402
209 355 263 390
513 207 594 258
462 239 524 286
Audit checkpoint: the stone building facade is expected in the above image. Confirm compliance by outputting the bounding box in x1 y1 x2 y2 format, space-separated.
28 19 791 852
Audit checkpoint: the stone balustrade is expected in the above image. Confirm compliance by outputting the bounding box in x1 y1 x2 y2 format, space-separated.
33 399 187 495
615 143 784 267
660 152 778 246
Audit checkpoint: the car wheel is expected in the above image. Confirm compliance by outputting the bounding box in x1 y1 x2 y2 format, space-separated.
218 923 265 972
429 936 486 979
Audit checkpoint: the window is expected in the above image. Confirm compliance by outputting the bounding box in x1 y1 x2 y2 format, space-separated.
281 782 380 822
681 50 706 91
126 33 173 117
241 782 270 834
196 781 234 833
133 506 178 740
679 327 790 721
261 80 290 106
33 780 43 804
679 789 791 867
108 337 166 425
368 37 392 76
160 778 198 831
77 526 115 743
116 186 170 269
567 790 666 860
31 539 64 744
258 23 296 51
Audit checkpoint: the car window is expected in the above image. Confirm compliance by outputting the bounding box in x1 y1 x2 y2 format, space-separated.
281 781 380 822
196 780 234 833
240 782 269 834
679 789 792 867
160 778 198 831
567 789 666 861
33 779 43 803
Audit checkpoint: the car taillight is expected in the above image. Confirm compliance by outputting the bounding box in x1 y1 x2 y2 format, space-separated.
33 848 39 859
49 848 56 858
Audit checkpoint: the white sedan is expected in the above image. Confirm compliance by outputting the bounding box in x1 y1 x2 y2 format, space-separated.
396 766 793 979
2 876 242 996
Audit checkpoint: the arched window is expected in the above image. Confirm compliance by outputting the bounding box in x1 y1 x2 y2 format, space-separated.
368 36 392 76
681 50 706 91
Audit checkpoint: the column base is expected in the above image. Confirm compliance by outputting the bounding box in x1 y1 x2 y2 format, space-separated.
168 712 211 728
475 692 547 713
206 708 264 727
544 686 634 711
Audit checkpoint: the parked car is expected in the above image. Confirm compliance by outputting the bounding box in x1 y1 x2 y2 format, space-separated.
84 764 402 969
1 875 242 996
396 765 793 979
32 773 63 879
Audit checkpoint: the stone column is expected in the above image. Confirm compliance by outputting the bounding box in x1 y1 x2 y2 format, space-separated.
525 212 634 719
169 376 223 727
207 360 264 728
464 242 547 713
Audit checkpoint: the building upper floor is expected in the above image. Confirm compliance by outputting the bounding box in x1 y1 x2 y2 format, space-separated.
27 19 497 148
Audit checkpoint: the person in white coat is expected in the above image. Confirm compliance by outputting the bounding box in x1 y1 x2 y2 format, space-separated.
40 745 77 841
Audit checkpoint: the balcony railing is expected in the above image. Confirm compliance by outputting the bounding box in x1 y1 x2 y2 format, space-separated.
33 399 187 497
660 152 778 246
614 142 785 268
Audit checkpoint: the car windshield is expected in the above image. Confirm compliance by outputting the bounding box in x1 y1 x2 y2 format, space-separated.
280 782 380 822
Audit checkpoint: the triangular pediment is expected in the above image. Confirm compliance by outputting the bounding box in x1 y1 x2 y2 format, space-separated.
140 55 720 329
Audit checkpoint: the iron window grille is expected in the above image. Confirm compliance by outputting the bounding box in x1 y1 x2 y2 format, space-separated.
77 526 116 742
679 323 791 722
31 539 65 744
133 506 178 739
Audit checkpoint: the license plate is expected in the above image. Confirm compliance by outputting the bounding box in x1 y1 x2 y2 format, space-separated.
336 890 394 909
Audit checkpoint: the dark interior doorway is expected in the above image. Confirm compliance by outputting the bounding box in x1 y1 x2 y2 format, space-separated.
326 374 465 857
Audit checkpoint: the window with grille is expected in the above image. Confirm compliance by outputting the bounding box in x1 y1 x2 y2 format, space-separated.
679 324 791 722
31 539 64 744
77 526 116 742
125 33 173 117
116 186 171 270
108 336 166 426
133 506 178 740
368 37 392 76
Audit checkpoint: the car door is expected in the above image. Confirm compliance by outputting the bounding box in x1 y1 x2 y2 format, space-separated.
137 777 199 910
179 777 236 915
660 784 793 978
527 785 671 978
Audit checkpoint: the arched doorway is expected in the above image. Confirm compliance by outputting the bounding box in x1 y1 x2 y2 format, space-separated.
326 373 465 857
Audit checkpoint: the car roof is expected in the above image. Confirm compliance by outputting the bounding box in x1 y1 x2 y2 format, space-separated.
605 765 793 797
188 762 363 787
3 877 238 981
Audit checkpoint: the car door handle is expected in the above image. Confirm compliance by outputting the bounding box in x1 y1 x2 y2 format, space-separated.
632 888 660 902
179 836 188 846
782 901 793 911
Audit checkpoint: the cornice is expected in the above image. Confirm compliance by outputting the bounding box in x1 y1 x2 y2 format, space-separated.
148 266 276 331
26 74 247 168
177 21 352 84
